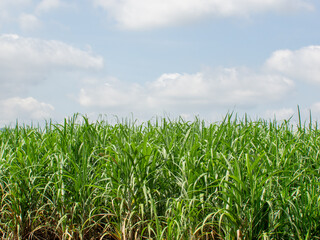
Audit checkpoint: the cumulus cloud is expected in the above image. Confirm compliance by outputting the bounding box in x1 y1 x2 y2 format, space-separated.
0 97 54 126
77 67 294 116
93 0 313 29
75 44 320 120
0 34 103 70
265 45 320 84
148 69 293 107
0 34 103 97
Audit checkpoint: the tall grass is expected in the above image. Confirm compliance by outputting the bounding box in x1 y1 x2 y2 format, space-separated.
0 113 319 239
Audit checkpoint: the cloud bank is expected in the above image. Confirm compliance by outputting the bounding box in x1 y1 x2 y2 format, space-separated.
77 67 294 117
94 0 313 29
77 44 320 118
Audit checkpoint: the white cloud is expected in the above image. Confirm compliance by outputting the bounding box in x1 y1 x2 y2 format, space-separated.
0 97 54 126
19 13 42 31
94 0 313 30
35 0 64 14
77 67 294 116
0 34 103 97
265 45 320 84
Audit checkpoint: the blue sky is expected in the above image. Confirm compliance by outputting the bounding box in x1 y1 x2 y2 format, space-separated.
0 0 320 126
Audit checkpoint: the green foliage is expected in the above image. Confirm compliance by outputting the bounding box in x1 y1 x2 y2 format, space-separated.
0 114 319 239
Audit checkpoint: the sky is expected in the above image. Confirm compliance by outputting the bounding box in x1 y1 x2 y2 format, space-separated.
1 0 320 126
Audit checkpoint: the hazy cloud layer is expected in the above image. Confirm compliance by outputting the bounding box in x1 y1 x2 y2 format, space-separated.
0 0 68 31
0 97 54 126
311 102 320 114
265 45 320 84
94 0 313 29
78 77 143 109
35 0 64 14
264 108 295 120
0 0 31 25
0 34 103 97
19 13 42 31
0 0 31 11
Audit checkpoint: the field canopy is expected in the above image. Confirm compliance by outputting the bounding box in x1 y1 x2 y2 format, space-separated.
0 114 319 239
